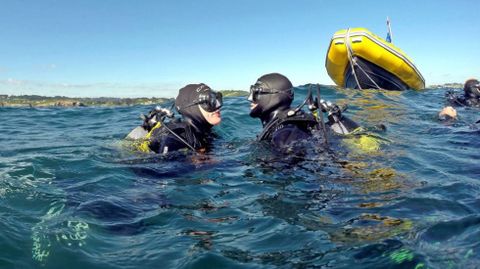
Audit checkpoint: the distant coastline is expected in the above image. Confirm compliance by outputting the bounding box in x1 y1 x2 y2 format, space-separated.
220 90 248 97
0 90 248 108
1 84 463 108
0 95 173 108
428 82 463 89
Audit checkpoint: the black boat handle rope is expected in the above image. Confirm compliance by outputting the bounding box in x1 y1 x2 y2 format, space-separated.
345 28 381 90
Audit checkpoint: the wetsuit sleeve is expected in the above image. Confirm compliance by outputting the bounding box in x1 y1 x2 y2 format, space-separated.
447 95 467 107
329 116 360 135
271 124 311 149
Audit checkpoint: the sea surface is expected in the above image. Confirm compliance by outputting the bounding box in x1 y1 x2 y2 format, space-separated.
1 86 479 269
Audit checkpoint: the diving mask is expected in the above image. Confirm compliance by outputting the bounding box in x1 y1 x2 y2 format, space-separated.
248 83 292 102
184 90 223 112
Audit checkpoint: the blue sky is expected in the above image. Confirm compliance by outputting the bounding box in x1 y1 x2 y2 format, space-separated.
0 0 478 97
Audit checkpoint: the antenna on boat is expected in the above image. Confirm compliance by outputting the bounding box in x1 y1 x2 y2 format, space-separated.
386 16 393 43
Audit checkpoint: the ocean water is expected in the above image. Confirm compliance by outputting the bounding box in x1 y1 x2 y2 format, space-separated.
0 86 479 269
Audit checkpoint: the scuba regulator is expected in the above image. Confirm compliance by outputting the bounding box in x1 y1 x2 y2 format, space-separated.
140 106 175 132
140 105 197 152
289 84 361 145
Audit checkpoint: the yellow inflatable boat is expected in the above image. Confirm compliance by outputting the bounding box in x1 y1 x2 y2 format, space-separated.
325 28 425 91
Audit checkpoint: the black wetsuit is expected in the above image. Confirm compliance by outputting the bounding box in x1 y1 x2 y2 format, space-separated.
257 110 319 148
258 108 361 150
447 93 480 108
141 83 219 154
147 121 213 154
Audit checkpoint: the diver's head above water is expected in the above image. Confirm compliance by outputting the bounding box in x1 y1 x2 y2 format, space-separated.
464 78 480 99
248 73 294 124
175 83 222 131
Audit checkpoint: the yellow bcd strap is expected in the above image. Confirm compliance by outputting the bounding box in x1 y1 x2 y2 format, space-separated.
137 122 162 153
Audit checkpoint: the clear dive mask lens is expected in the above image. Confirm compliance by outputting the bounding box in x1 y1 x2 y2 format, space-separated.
249 85 262 102
248 84 292 102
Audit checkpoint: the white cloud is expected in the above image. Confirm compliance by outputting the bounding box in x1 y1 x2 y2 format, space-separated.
6 78 24 85
33 63 57 71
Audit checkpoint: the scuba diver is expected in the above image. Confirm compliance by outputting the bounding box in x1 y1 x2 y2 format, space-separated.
439 78 480 120
447 78 480 107
248 73 360 149
126 83 222 154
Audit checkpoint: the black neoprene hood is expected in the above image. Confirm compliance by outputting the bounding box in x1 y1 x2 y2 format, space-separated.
249 73 294 118
464 79 480 99
175 83 213 131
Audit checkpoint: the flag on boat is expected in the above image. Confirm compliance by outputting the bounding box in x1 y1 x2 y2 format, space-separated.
386 17 393 43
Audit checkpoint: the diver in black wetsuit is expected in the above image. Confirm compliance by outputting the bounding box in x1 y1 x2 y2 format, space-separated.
439 79 480 120
127 83 222 154
446 79 480 108
248 73 360 149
